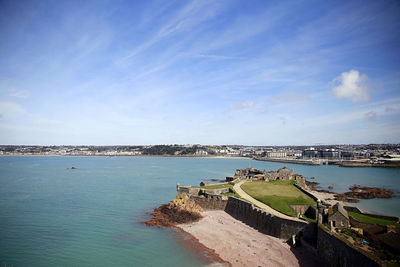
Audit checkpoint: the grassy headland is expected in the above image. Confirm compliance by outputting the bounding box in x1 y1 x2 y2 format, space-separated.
241 180 316 216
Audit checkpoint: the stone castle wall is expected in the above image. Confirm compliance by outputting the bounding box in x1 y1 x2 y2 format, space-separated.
177 186 229 196
224 197 308 240
186 194 380 266
177 186 201 195
317 226 380 267
290 204 310 215
190 195 228 210
293 184 319 201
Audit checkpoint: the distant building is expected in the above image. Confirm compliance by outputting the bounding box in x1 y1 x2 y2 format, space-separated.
303 149 318 158
266 151 287 158
195 150 208 156
341 151 355 160
319 149 340 159
240 150 254 156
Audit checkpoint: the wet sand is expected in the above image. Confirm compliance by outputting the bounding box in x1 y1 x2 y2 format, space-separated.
178 210 319 267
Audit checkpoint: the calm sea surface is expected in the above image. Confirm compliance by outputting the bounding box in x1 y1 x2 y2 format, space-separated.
1 156 399 266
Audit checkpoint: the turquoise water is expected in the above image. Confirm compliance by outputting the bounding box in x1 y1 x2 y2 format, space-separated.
0 156 399 266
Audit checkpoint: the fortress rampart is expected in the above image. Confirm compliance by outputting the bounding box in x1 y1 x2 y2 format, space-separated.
187 194 381 266
317 226 380 267
224 197 309 240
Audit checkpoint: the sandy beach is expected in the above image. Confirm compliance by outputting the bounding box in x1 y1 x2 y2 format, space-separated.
178 210 320 267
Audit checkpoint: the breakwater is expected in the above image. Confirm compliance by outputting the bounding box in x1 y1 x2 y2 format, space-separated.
254 157 320 165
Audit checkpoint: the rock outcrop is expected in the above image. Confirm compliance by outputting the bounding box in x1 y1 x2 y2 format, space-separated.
144 193 203 227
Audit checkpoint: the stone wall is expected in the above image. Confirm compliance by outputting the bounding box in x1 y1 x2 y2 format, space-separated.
293 184 319 201
177 186 229 197
224 197 308 240
317 226 380 267
187 194 381 267
294 175 307 188
177 186 201 195
203 188 230 195
190 195 228 210
290 204 310 215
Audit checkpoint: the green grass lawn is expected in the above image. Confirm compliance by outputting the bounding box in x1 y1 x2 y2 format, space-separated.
241 180 316 216
348 211 400 227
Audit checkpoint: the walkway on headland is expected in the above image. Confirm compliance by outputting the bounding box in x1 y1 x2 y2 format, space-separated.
233 181 304 222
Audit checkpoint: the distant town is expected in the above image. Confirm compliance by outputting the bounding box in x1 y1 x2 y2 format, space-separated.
1 144 400 167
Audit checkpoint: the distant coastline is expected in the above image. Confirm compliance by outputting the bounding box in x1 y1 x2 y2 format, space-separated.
1 144 399 168
0 154 248 159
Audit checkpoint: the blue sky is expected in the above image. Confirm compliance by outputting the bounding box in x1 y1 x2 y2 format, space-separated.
0 0 399 145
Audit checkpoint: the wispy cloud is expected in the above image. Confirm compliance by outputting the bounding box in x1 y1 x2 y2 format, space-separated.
365 110 377 121
0 0 399 144
273 91 310 104
385 107 396 113
118 0 225 63
195 54 245 60
9 88 29 98
229 100 254 110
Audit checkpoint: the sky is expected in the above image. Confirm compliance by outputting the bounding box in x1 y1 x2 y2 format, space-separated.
0 0 399 146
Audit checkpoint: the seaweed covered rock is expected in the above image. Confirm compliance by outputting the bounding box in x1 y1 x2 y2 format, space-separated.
144 193 203 227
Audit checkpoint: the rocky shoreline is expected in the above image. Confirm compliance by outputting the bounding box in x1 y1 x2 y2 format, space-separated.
305 180 395 203
143 194 204 227
143 194 230 266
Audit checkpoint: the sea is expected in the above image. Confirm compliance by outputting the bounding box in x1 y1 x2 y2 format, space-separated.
0 156 399 266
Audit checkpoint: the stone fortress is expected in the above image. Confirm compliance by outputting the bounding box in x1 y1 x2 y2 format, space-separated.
177 166 400 267
227 166 307 187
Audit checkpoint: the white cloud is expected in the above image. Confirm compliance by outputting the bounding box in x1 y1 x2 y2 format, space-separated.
365 110 376 121
9 88 29 98
331 69 370 102
229 100 254 110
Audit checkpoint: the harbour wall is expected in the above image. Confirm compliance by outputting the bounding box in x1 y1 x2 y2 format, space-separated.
254 157 320 165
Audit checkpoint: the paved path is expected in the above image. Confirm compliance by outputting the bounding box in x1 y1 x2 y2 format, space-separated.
233 180 304 222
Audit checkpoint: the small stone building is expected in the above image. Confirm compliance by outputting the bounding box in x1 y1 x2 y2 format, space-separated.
233 168 264 179
276 166 293 180
328 202 350 229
